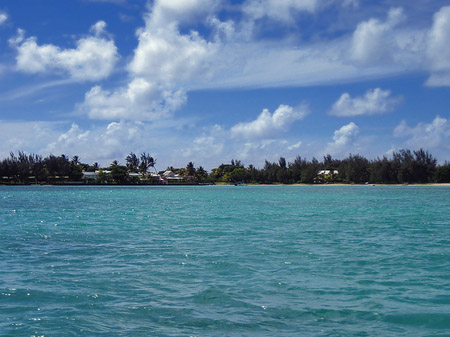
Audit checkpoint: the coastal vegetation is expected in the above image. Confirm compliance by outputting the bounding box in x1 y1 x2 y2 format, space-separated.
1 149 449 185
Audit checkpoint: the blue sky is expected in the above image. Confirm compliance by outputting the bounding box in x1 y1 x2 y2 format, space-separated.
1 0 449 170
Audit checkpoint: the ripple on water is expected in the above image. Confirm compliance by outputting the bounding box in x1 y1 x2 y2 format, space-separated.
1 185 450 336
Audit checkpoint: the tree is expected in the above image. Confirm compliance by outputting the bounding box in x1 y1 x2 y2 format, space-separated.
195 166 208 182
229 168 247 183
323 154 333 167
110 161 129 184
302 157 319 183
344 154 370 183
370 156 395 183
126 152 140 173
289 156 306 183
411 149 436 183
17 151 32 183
185 162 195 177
96 169 109 184
276 157 289 183
139 152 156 175
436 162 450 182
393 149 414 183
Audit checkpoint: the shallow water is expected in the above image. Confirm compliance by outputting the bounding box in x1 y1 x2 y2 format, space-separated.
1 185 449 336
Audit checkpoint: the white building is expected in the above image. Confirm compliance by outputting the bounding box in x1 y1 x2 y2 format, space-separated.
318 170 339 176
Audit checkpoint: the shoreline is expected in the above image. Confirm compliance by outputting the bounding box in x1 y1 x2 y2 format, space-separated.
234 182 450 187
2 182 450 187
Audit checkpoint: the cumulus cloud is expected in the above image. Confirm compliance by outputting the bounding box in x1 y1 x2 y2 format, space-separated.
82 78 187 120
325 122 360 156
39 120 223 169
394 116 450 150
230 104 309 139
78 3 450 122
46 122 141 161
11 21 118 81
129 23 215 85
0 119 185 168
0 11 8 25
128 0 219 85
81 0 218 121
351 7 405 65
426 6 450 86
329 88 401 117
89 20 108 37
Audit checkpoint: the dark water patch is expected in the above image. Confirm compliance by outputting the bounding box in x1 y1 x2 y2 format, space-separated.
383 313 450 329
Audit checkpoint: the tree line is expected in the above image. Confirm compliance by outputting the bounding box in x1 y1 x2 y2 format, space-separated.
1 149 450 185
212 150 450 184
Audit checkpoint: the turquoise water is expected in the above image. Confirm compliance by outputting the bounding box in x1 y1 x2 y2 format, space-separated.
1 185 450 336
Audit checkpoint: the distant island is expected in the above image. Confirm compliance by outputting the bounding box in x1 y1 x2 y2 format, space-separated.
1 149 449 185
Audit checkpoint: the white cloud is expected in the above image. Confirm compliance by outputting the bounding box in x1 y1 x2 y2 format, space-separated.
129 23 215 85
82 78 186 121
150 0 218 26
38 120 219 169
426 6 450 86
128 0 219 86
200 6 426 89
0 11 8 25
12 22 118 81
80 0 217 121
351 7 405 65
325 122 360 156
89 20 108 37
181 125 225 164
243 0 320 23
230 104 309 139
8 28 25 45
330 88 401 117
208 16 236 42
80 4 447 122
393 116 450 151
78 4 449 122
0 121 61 159
44 122 143 162
288 141 303 151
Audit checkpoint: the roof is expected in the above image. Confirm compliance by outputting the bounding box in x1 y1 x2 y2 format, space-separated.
318 170 339 175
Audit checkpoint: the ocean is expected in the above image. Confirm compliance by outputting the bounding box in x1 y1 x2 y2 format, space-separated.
1 185 449 336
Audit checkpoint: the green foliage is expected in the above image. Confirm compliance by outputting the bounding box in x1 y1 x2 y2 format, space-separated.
435 163 450 183
0 148 444 185
126 152 140 173
343 154 370 183
195 166 208 183
185 162 195 177
139 152 155 175
213 160 245 183
96 169 110 184
109 161 130 184
229 168 246 183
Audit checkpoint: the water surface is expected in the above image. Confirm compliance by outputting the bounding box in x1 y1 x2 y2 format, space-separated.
1 185 449 336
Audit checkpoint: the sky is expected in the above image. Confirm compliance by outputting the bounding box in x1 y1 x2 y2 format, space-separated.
0 0 450 170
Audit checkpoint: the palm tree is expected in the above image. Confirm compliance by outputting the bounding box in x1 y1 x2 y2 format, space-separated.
126 152 140 173
139 152 156 174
